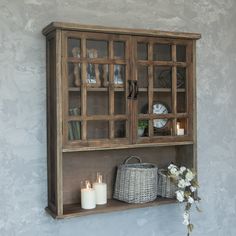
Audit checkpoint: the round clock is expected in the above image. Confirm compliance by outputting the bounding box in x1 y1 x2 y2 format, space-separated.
153 102 169 128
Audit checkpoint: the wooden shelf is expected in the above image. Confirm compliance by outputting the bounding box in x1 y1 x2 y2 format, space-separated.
137 60 187 67
138 88 185 92
46 198 177 219
62 141 194 152
69 87 125 92
67 57 127 64
69 87 185 92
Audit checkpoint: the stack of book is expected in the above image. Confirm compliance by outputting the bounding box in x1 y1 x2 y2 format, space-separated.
68 108 81 140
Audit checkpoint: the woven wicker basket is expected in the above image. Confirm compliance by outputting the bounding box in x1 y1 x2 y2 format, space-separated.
157 169 177 198
113 156 158 203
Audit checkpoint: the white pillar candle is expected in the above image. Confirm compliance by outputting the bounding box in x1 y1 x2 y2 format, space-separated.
93 174 107 205
177 128 185 135
81 180 96 210
177 122 185 136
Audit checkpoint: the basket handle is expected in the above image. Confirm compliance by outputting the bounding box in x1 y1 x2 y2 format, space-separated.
124 156 142 164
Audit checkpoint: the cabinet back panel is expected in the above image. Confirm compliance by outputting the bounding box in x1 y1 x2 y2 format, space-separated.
63 146 176 205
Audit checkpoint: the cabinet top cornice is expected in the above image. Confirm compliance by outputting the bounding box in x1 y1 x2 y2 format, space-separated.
42 22 201 40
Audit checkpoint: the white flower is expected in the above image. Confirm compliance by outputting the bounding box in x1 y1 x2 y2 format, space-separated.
179 166 186 174
176 190 185 202
183 218 189 225
178 179 186 188
190 186 196 192
183 211 189 220
168 164 177 170
168 164 179 176
185 181 191 187
178 179 191 188
183 211 190 225
185 169 195 181
170 167 179 176
188 196 194 204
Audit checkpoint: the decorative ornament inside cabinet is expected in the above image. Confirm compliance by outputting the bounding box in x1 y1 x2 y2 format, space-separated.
43 22 201 219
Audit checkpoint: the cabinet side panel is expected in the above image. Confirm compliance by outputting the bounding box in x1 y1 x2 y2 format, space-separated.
46 33 57 211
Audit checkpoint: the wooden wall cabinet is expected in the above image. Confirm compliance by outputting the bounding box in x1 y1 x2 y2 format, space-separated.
43 22 200 219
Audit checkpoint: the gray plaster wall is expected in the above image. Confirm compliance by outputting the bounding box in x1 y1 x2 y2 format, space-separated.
0 0 236 235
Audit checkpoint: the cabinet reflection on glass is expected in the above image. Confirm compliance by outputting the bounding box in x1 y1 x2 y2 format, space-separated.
114 65 125 86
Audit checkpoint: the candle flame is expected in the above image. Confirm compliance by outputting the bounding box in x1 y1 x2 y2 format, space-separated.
85 180 91 189
97 172 103 183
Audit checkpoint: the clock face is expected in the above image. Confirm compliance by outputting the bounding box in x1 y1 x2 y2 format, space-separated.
153 103 168 128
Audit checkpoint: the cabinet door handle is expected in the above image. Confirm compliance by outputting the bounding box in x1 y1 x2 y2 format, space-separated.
133 81 139 100
127 80 133 99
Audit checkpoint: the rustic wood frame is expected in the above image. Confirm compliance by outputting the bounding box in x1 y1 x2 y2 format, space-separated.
43 22 200 219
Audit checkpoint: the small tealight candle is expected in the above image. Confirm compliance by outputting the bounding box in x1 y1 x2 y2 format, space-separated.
177 122 185 136
93 173 107 205
81 180 96 210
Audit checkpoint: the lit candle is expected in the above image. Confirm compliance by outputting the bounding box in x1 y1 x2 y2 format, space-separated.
81 180 96 210
93 173 107 205
177 122 185 136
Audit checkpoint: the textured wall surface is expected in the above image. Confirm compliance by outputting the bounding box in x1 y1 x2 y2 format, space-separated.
1 0 236 235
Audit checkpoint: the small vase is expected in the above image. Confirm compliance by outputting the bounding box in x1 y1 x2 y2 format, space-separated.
138 128 145 137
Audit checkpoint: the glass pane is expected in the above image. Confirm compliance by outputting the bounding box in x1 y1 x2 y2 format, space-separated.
114 91 126 114
177 67 186 89
114 65 125 86
68 121 81 141
114 41 125 59
154 66 172 113
176 118 187 136
137 43 148 60
153 94 172 114
138 91 148 114
68 38 81 58
177 45 186 62
153 44 171 61
87 91 108 115
87 121 109 139
114 120 126 138
87 40 108 58
138 65 148 88
177 67 186 113
87 63 101 86
153 119 173 136
68 92 81 116
154 66 172 88
68 62 81 88
86 64 109 88
138 120 149 137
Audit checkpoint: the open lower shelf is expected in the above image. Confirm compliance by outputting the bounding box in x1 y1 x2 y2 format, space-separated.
46 197 177 219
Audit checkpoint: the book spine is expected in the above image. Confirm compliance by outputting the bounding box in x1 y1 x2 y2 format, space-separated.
68 122 74 140
72 108 81 140
68 109 76 140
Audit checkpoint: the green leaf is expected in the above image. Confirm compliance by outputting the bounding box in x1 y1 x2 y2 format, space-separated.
191 180 199 187
185 203 191 211
188 224 194 232
184 191 191 198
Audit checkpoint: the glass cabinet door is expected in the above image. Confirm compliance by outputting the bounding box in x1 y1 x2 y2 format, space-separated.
135 38 192 143
64 32 131 148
